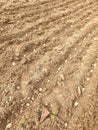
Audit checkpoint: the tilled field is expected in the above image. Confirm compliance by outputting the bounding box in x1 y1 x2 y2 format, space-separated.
0 0 98 130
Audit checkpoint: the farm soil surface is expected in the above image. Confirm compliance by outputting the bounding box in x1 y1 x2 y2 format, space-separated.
0 0 98 130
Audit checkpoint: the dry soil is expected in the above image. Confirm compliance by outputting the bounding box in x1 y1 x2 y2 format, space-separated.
0 0 98 130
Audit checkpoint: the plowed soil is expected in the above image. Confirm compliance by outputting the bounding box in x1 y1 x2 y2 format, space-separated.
0 0 98 130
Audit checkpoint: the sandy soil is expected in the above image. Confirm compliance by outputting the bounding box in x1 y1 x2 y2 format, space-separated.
0 0 98 130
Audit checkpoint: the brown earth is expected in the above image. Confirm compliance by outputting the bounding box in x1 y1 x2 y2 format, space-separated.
0 0 98 130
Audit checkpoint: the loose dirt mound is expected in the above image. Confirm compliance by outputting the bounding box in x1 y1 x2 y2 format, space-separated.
0 0 98 130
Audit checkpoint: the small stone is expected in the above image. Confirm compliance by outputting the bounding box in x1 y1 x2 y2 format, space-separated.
86 77 90 81
60 51 63 55
82 88 85 92
43 44 46 47
93 37 98 41
90 69 93 73
6 123 12 129
64 122 68 127
27 97 30 100
58 67 61 71
47 79 50 83
52 37 55 40
79 43 82 45
0 28 3 30
69 54 72 59
77 86 82 96
65 60 67 63
39 88 42 92
74 101 79 107
62 17 64 20
84 38 86 40
12 62 15 66
32 97 34 101
33 49 36 52
17 86 20 90
26 103 30 107
60 74 64 81
17 20 20 23
93 63 96 67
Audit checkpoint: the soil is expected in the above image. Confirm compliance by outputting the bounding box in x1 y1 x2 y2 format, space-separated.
0 0 98 130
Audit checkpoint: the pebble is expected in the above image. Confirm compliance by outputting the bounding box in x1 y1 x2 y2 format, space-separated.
47 79 50 83
77 86 82 96
90 69 93 73
93 37 98 41
74 101 79 107
0 28 3 31
82 87 85 92
84 38 86 40
27 97 30 100
60 74 64 81
6 123 12 129
58 67 61 71
60 51 63 55
64 122 68 127
32 97 34 101
86 77 90 81
33 49 36 52
65 60 67 63
79 43 82 46
43 44 46 47
39 88 42 92
61 17 64 20
12 62 15 66
93 63 96 67
17 86 20 90
26 103 30 107
52 37 55 40
69 54 72 59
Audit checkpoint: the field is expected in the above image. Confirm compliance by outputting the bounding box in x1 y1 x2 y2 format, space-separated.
0 0 98 130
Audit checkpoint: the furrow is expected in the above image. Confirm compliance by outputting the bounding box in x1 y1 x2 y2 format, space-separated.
0 0 97 42
20 18 98 94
